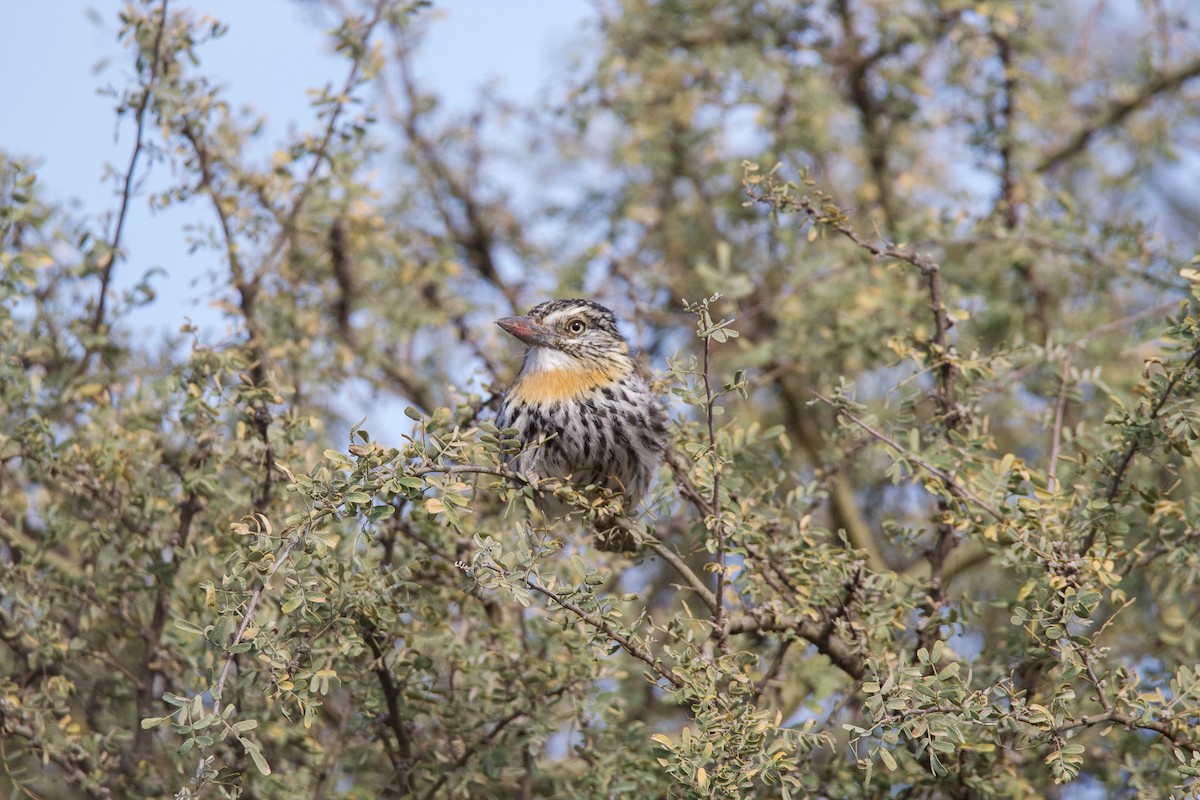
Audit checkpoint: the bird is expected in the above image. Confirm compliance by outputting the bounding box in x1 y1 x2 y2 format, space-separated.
496 299 667 551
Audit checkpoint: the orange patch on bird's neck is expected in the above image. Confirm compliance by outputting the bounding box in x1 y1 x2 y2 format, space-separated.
513 366 622 405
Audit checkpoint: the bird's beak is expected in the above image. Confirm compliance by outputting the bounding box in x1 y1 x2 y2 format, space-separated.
496 316 559 348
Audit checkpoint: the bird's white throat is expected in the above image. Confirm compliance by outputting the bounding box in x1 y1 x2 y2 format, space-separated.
521 346 579 374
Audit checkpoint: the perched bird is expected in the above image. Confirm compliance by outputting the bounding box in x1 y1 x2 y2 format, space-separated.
496 299 667 550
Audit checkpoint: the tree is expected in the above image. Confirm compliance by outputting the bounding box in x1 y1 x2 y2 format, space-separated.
3 0 1200 797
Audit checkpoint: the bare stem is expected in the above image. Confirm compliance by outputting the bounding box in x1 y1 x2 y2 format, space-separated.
527 579 683 689
1081 343 1200 554
701 334 730 655
1047 349 1072 494
1037 57 1200 173
211 528 305 713
812 393 1004 523
81 0 170 369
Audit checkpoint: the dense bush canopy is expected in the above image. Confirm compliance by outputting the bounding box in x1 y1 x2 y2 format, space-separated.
3 1 1200 798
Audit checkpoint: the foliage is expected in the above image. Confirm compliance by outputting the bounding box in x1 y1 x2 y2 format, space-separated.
3 0 1200 797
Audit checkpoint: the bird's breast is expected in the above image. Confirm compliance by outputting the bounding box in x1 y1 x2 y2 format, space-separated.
508 366 624 407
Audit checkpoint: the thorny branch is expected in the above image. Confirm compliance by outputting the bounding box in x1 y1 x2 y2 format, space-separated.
416 683 576 800
1037 56 1200 173
668 447 867 679
261 2 386 270
1081 343 1200 555
383 32 524 312
1073 649 1200 754
700 326 731 655
743 184 957 421
746 178 963 656
811 393 1004 524
83 0 170 367
527 579 683 689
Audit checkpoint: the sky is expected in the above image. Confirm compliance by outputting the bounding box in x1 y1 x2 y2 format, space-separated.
0 1 592 338
0 1 593 439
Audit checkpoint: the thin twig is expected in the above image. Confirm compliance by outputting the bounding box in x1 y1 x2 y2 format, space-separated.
83 0 170 364
527 579 683 689
261 1 386 270
1047 350 1073 494
619 519 718 613
811 393 1004 522
417 683 575 800
751 638 793 705
701 333 731 655
1081 344 1200 554
1037 57 1200 173
211 528 305 712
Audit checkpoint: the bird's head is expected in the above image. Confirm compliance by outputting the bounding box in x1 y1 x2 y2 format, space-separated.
497 299 634 387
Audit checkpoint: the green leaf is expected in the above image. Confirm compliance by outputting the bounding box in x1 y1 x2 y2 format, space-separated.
241 738 272 776
368 504 396 520
174 618 207 636
324 449 353 467
162 692 188 708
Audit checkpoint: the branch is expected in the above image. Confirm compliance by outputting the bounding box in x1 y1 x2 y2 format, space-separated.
1065 649 1200 754
744 184 956 421
131 482 201 769
990 25 1052 337
383 36 523 311
417 683 574 800
1081 343 1200 554
1037 57 1200 173
774 370 888 571
991 27 1020 228
179 117 269 386
261 2 385 270
361 618 414 786
726 608 864 680
663 448 710 514
83 0 170 361
834 0 898 233
211 527 306 713
617 517 718 613
1046 350 1072 494
700 331 731 655
812 393 1004 523
0 706 113 799
527 579 683 689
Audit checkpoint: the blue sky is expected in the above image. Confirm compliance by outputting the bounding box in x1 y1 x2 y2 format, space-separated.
0 1 592 338
0 2 595 441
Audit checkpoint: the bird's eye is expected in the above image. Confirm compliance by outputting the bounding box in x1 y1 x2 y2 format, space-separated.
568 319 586 334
